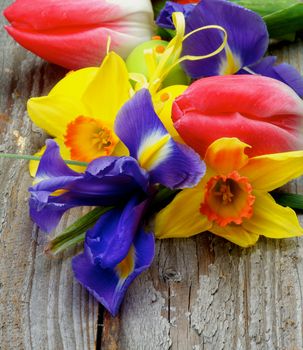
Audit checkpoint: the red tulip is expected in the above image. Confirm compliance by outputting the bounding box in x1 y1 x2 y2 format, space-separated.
4 0 154 70
174 0 198 3
173 75 303 157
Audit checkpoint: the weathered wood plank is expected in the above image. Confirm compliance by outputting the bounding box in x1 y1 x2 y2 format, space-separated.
0 0 98 349
101 41 303 350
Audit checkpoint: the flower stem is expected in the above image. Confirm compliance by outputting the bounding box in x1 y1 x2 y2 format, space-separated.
0 152 88 166
148 186 179 216
45 206 113 256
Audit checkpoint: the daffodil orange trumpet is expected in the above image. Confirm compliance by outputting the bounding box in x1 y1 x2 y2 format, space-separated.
27 51 131 175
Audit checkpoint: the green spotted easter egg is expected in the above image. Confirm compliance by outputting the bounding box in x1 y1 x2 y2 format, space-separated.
126 39 190 88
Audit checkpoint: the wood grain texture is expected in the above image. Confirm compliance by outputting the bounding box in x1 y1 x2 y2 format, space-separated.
1 0 303 348
0 1 98 349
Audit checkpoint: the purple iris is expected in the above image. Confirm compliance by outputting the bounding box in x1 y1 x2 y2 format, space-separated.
157 0 303 97
156 1 195 29
29 89 205 316
239 57 303 97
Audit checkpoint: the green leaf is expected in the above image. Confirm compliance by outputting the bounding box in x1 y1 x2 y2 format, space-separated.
46 206 112 256
230 0 299 17
148 186 179 216
152 0 167 18
263 3 303 39
230 1 303 39
273 193 303 211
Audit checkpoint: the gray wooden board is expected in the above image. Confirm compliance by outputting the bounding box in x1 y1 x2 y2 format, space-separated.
0 0 303 349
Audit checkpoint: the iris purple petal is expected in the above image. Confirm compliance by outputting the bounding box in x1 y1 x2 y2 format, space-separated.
34 139 80 181
115 89 167 161
156 0 303 96
148 140 205 189
72 227 155 316
240 56 303 97
86 196 149 268
29 198 75 233
86 155 148 190
29 141 149 233
181 0 269 78
156 1 195 29
115 89 205 189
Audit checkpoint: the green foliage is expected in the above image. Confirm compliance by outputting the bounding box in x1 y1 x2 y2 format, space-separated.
46 206 112 255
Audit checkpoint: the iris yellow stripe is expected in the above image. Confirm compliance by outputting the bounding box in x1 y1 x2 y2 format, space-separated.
116 246 135 280
220 44 241 75
139 134 170 170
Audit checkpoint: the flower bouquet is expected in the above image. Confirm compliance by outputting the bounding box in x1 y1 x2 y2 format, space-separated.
2 0 303 317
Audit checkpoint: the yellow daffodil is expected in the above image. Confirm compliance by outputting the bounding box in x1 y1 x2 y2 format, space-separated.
27 51 131 174
155 137 303 247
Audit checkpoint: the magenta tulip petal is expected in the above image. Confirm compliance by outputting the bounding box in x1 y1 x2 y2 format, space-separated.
4 26 111 69
240 56 303 98
4 0 128 30
173 75 303 157
4 0 154 69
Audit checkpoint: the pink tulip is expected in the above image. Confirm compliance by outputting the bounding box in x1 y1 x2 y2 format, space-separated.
4 0 154 69
172 75 303 157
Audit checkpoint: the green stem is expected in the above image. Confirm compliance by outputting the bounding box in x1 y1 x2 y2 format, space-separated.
0 152 88 166
148 186 179 216
45 206 113 255
273 192 303 210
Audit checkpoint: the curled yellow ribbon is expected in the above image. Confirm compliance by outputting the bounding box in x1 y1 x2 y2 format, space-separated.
129 12 228 95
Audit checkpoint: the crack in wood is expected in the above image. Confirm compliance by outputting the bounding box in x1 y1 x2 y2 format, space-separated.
96 305 104 350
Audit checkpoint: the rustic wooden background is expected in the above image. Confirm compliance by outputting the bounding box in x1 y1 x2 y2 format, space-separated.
1 0 303 349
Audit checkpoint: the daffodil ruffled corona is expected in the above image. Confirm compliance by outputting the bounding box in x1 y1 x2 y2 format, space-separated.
155 137 303 247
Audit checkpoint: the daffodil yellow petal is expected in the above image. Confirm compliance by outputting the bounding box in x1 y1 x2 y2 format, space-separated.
211 224 259 247
205 138 250 174
112 141 129 157
82 52 131 125
29 138 86 177
241 150 303 192
243 191 303 239
154 183 212 239
49 67 98 98
154 85 188 141
27 95 86 137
